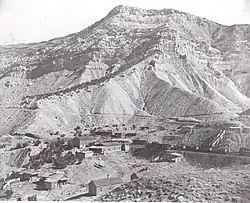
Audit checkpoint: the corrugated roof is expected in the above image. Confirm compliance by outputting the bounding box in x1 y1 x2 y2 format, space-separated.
90 177 123 187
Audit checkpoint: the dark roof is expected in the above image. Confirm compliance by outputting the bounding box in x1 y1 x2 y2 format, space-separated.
90 177 123 187
131 173 139 178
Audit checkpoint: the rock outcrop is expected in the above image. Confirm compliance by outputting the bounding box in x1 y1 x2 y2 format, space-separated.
0 5 250 135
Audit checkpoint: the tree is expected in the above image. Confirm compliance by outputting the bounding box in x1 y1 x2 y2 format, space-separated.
15 143 22 149
53 156 67 169
5 190 13 200
74 126 82 137
34 139 41 146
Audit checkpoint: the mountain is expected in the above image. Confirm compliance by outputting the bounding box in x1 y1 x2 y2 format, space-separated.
0 5 250 135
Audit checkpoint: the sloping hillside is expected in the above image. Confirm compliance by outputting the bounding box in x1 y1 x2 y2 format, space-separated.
0 5 250 135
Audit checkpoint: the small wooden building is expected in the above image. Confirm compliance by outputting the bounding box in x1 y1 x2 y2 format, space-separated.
88 142 123 154
169 152 183 162
242 127 250 134
229 126 242 133
113 132 123 138
19 169 38 182
88 176 123 196
103 142 122 153
88 144 105 154
36 173 68 190
82 150 94 158
121 144 130 152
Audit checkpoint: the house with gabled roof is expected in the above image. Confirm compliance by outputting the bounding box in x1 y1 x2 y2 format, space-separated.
19 169 38 182
36 173 68 190
88 142 123 154
88 176 123 196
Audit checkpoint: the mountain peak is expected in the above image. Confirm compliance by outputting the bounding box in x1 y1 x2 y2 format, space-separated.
107 4 184 17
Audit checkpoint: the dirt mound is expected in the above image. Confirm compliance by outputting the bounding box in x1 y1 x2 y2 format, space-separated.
183 151 250 169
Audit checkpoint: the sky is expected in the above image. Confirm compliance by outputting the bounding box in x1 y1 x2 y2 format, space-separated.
0 0 249 45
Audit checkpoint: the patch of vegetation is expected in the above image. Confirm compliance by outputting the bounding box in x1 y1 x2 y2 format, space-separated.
24 136 84 169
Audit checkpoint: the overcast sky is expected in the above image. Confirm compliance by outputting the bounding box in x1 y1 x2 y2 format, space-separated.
0 0 249 45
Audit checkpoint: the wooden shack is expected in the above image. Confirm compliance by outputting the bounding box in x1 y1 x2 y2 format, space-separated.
88 176 123 196
19 169 38 182
121 143 130 152
88 142 123 154
36 173 68 190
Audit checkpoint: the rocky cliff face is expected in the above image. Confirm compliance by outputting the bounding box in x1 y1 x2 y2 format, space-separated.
0 5 250 135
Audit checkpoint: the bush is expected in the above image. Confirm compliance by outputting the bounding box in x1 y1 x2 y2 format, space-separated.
5 190 13 200
34 139 41 146
53 156 67 169
16 143 22 149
